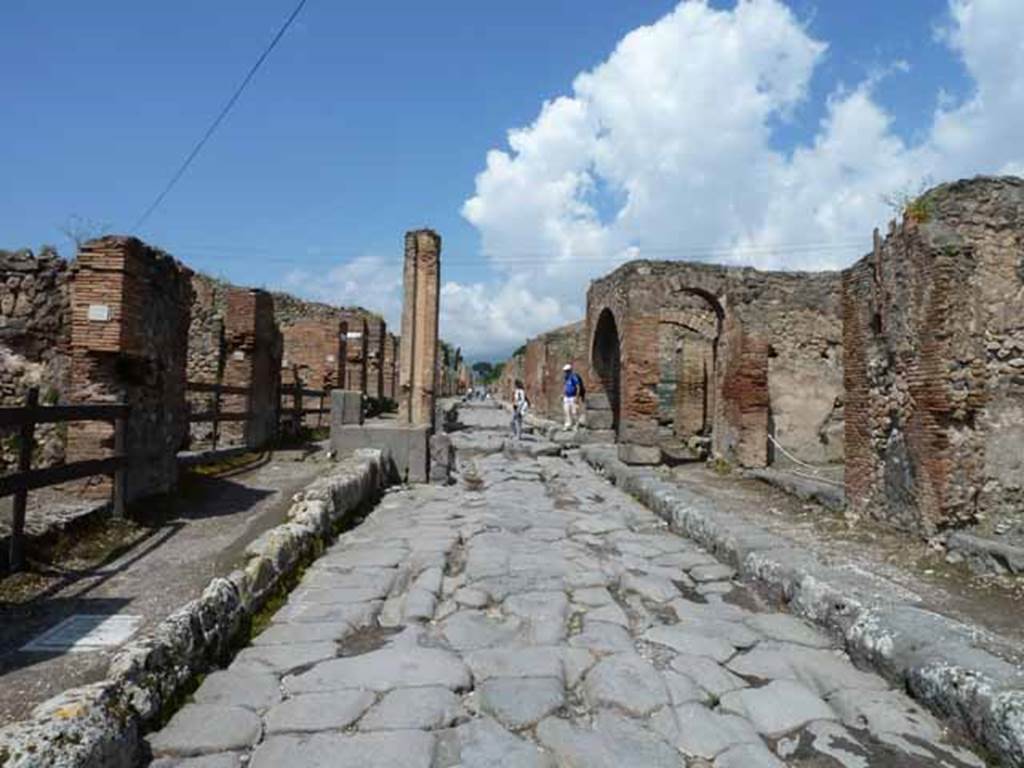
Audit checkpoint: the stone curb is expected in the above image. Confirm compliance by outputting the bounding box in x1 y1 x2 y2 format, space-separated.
0 449 387 768
580 444 1024 768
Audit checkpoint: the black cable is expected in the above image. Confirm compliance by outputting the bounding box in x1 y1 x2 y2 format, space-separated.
131 0 309 232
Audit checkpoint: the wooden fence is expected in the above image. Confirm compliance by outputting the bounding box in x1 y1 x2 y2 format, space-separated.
186 379 331 449
0 387 128 572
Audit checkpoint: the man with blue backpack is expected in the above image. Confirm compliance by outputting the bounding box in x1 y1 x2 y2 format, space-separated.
562 363 585 431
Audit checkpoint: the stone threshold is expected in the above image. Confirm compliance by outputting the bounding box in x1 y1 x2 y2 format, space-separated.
0 449 388 768
580 444 1024 768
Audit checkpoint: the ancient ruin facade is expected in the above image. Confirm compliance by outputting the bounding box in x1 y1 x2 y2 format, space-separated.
364 315 386 400
586 261 843 466
516 176 1022 543
382 333 398 401
398 229 440 426
68 237 194 500
843 177 1024 535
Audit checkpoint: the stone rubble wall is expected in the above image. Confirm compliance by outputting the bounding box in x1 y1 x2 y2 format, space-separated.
0 248 71 472
844 176 1024 536
0 449 387 768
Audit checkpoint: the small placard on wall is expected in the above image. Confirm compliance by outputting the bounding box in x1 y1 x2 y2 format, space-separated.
87 304 110 322
232 350 246 361
326 354 336 363
347 331 363 339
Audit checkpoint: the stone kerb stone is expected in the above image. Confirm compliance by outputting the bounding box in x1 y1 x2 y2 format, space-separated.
579 443 1024 768
0 449 387 768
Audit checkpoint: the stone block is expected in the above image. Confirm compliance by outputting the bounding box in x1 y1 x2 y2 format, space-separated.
331 422 430 483
429 433 454 484
331 389 364 427
584 408 614 430
618 443 661 465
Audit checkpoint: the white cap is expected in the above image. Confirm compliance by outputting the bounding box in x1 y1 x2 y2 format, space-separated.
563 363 572 371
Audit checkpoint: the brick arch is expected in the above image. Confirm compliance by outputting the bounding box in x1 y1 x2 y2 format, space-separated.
590 307 622 434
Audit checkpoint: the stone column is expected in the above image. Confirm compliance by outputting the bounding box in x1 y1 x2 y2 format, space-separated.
398 229 440 427
340 311 367 393
365 316 386 399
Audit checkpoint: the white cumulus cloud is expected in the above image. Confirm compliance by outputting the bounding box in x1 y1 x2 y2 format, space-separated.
451 0 1023 357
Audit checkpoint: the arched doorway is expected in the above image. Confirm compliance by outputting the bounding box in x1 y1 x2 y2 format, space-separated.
658 289 724 461
591 308 621 434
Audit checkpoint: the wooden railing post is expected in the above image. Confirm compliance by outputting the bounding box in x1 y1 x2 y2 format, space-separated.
112 407 127 519
211 382 221 451
9 387 38 573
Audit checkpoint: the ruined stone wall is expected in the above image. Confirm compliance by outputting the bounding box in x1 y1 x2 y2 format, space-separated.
586 261 843 467
522 322 588 422
0 248 71 471
844 176 1024 535
498 353 524 401
382 333 398 401
68 237 193 500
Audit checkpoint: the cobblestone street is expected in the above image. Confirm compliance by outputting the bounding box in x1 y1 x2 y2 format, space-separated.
147 409 987 767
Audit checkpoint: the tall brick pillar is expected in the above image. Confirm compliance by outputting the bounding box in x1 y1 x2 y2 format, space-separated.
340 311 367 393
68 236 193 501
222 288 281 449
618 314 662 464
365 316 386 399
382 333 398 401
398 229 440 427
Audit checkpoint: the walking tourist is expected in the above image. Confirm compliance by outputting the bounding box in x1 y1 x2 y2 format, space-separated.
511 379 528 439
562 363 584 430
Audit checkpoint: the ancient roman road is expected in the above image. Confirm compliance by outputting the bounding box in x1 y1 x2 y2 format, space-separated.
146 408 986 767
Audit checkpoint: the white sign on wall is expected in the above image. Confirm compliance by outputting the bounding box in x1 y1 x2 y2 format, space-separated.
87 304 110 322
326 354 336 363
232 350 246 361
347 331 363 339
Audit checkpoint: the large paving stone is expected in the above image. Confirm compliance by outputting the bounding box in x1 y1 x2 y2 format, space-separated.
149 705 262 758
465 646 564 681
232 641 337 675
743 613 832 649
689 563 736 583
583 653 671 716
586 602 630 628
318 547 409 568
714 742 786 767
642 625 737 663
265 690 374 733
283 646 471 694
726 642 888 696
536 711 681 768
620 572 679 603
720 679 836 736
569 619 636 654
250 730 435 768
571 587 615 607
828 688 943 741
663 669 710 705
150 755 242 768
478 676 565 728
651 702 761 759
251 621 351 646
273 599 381 626
441 609 525 650
360 686 460 730
435 717 554 767
670 653 748 697
193 669 282 710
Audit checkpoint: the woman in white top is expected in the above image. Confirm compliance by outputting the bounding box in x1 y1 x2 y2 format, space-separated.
511 380 528 440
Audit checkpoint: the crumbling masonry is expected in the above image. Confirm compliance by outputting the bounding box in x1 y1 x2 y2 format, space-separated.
514 176 1023 542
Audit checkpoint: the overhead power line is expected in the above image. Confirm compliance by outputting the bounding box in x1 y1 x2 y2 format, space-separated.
131 0 309 232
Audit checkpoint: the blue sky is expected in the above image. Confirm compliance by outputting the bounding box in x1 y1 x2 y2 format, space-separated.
1 1 1020 358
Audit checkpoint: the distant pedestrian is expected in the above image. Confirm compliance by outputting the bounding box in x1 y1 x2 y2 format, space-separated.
562 363 584 430
511 380 528 439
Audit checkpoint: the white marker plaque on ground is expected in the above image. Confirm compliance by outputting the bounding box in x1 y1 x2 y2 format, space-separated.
21 614 142 653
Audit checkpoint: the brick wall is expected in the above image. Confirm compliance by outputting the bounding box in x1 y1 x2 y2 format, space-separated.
67 237 193 500
365 315 386 399
221 288 281 448
382 333 398 400
585 260 842 467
